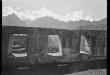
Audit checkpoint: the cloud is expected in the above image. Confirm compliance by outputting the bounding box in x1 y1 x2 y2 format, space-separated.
2 6 94 22
61 10 84 21
3 6 15 16
84 15 94 22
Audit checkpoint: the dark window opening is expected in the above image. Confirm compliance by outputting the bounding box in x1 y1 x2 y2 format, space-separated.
62 35 73 48
92 35 107 57
62 36 66 48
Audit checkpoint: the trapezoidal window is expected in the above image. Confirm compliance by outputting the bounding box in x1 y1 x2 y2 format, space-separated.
46 35 62 56
80 35 92 55
8 34 27 57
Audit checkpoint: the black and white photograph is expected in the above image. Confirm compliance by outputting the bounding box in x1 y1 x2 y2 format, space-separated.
2 0 107 75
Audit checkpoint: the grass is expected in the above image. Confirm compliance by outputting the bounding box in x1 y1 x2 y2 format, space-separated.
65 69 107 75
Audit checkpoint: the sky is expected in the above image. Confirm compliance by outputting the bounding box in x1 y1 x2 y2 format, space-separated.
2 0 107 21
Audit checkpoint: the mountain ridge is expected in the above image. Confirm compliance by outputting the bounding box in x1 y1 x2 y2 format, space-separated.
2 14 107 30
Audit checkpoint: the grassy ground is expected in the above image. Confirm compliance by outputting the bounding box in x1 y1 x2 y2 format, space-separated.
65 69 107 75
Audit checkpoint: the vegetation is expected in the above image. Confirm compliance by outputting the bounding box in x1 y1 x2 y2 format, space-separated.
65 69 106 75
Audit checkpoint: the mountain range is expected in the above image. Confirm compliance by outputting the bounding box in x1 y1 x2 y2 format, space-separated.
2 14 107 30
